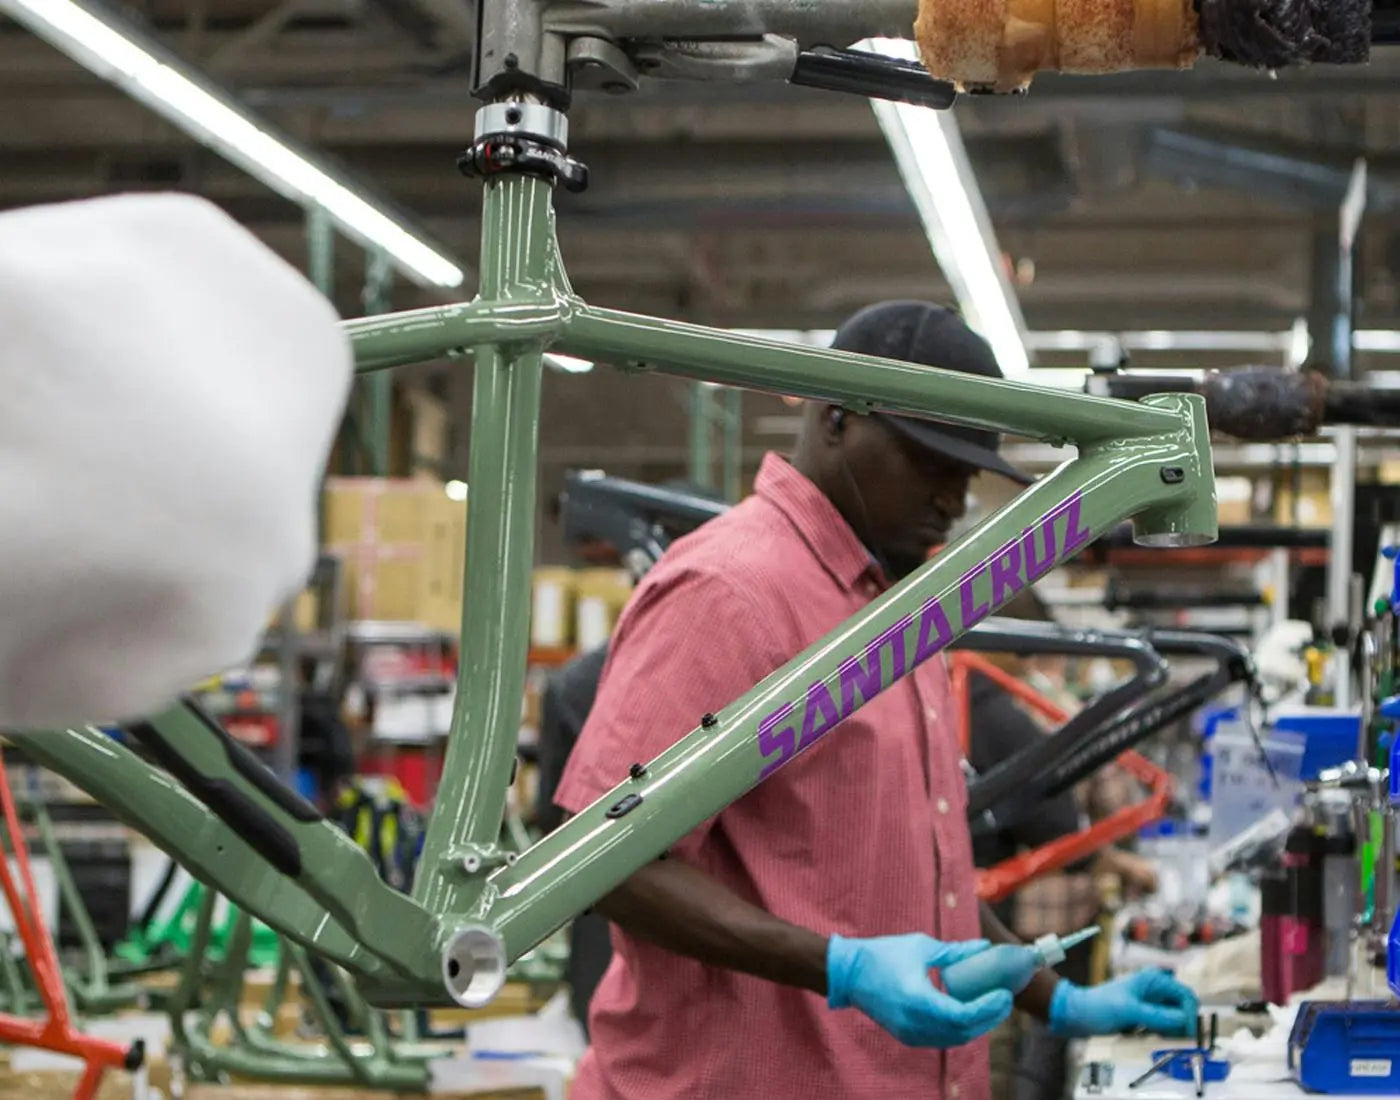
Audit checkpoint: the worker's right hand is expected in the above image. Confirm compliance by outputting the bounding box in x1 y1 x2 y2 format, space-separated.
827 933 1013 1048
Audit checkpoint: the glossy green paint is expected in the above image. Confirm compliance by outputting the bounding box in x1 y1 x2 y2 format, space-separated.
2 721 435 986
472 404 1214 959
559 305 1175 444
347 299 565 373
21 142 1220 1009
168 896 433 1089
410 176 554 930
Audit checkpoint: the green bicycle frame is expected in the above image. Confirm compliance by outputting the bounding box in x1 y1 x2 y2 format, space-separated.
8 23 1218 1008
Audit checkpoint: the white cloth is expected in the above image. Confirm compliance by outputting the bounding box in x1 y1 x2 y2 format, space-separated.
0 193 352 728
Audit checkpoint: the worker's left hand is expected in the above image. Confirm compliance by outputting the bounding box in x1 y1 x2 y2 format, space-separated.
1047 968 1198 1038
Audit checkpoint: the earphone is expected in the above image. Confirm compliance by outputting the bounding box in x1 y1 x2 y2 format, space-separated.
826 404 893 578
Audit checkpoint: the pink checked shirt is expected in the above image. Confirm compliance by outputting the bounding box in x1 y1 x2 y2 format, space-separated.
555 453 989 1100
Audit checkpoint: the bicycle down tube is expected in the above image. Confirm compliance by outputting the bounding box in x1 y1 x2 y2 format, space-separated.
17 84 1216 1012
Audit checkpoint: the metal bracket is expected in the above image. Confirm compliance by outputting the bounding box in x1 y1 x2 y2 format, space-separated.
452 844 516 875
568 35 640 93
630 35 798 83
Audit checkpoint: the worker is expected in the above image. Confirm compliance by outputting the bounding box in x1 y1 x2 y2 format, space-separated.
538 504 1092 1038
552 300 1198 1100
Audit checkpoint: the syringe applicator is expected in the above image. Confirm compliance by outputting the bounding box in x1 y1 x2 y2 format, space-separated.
942 925 1101 1002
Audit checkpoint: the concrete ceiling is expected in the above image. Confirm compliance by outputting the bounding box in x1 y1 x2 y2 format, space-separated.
5 2 1400 517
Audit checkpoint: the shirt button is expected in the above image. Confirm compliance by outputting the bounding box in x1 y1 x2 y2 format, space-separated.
936 797 950 814
945 892 958 909
951 1086 961 1100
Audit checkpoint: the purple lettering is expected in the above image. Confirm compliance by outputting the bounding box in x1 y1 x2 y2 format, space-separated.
757 703 796 780
958 564 990 628
838 654 881 717
835 615 915 731
913 598 954 662
1062 493 1092 554
1023 519 1057 582
988 539 1023 608
799 682 841 749
753 492 1096 784
875 615 913 681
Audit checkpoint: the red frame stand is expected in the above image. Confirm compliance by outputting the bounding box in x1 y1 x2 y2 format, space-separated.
0 749 143 1100
950 653 1173 905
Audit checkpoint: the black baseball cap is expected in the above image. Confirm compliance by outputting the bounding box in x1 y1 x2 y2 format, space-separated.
830 301 1032 486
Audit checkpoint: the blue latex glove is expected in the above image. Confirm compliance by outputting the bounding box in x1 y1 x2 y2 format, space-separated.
827 934 1013 1048
1048 968 1198 1039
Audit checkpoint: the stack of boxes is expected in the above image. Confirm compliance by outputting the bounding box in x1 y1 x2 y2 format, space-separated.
530 567 633 655
517 566 634 758
322 476 467 631
302 478 642 808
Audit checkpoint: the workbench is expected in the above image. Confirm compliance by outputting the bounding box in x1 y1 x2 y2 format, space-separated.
1072 1006 1391 1100
1074 1031 1298 1100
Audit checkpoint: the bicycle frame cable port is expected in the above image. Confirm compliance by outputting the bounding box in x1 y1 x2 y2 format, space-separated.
1125 393 1217 548
459 102 588 192
441 926 508 1008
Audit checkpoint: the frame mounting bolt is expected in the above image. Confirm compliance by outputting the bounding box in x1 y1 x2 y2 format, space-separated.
701 712 718 729
629 762 647 780
504 53 518 69
505 106 523 125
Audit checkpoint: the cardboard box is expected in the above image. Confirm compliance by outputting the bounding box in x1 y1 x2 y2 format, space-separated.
1215 474 1253 526
1273 469 1331 528
573 568 633 651
323 477 466 629
531 568 577 648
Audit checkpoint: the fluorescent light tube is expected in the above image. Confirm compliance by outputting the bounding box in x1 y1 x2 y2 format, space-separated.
1 0 466 289
861 38 1029 378
544 353 594 374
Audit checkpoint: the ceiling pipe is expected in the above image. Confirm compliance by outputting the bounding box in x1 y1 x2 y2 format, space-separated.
1140 126 1400 212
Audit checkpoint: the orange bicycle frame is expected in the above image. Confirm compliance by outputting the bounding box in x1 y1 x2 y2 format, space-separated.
950 652 1173 904
0 751 142 1100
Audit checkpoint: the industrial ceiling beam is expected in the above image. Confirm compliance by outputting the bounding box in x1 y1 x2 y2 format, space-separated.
1142 126 1400 213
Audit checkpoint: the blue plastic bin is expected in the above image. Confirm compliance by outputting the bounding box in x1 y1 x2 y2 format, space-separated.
1271 708 1363 780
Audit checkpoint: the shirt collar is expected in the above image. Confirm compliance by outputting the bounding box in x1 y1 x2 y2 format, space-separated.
754 453 883 593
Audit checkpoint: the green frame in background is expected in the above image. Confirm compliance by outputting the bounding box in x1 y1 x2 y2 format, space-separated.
8 6 1219 1010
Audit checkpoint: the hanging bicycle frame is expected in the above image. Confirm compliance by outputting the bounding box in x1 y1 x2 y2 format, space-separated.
5 0 1219 1010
